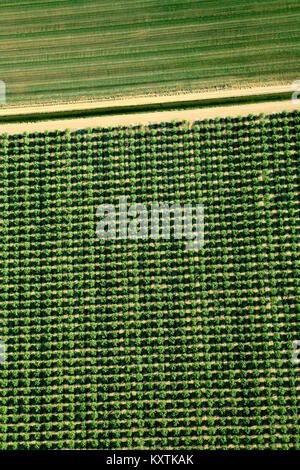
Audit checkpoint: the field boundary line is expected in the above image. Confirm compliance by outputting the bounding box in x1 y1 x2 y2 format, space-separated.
0 99 298 135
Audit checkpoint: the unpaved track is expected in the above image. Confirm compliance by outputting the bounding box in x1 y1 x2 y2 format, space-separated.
0 85 291 115
0 99 298 135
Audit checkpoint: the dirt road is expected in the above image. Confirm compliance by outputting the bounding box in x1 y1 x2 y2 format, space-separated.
0 99 298 135
0 84 292 115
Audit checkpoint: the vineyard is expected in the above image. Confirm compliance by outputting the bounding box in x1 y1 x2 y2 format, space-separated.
1 0 300 104
0 110 299 449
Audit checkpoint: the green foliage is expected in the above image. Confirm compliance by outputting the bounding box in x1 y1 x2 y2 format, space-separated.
0 110 299 450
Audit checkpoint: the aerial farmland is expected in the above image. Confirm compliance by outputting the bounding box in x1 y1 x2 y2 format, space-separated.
1 0 300 104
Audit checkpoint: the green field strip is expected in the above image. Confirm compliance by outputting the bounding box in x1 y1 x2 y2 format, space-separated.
1 29 300 66
2 39 300 73
2 12 299 42
5 70 299 103
0 109 299 449
1 16 299 52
